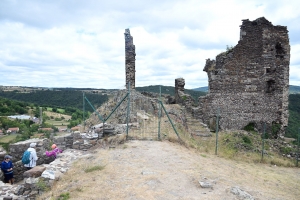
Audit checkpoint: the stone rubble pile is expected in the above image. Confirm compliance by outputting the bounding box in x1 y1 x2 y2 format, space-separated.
0 149 89 200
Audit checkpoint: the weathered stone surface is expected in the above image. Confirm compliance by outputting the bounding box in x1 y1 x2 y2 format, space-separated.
125 28 136 89
41 170 55 180
175 78 196 112
199 181 213 188
230 186 255 200
14 185 25 196
199 17 289 138
23 166 46 178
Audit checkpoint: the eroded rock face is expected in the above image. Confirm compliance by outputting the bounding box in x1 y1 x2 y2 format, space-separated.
200 17 290 137
125 28 136 89
175 78 185 104
175 78 195 112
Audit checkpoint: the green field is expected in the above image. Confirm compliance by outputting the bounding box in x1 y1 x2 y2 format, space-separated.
0 134 18 143
47 119 69 127
57 108 65 113
46 107 65 113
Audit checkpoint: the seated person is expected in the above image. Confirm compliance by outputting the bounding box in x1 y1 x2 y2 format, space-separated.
45 144 63 159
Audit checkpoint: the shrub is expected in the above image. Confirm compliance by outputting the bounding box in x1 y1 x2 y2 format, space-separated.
242 136 252 144
36 178 49 191
58 192 70 200
84 165 105 173
271 123 281 137
280 146 293 154
244 122 255 132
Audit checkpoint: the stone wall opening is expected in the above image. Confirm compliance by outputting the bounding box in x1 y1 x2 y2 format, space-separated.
266 80 276 93
275 42 285 59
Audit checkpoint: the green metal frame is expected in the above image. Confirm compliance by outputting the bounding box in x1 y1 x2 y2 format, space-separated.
215 108 219 155
261 123 266 161
82 85 131 140
158 86 162 140
83 93 85 130
159 101 180 139
105 93 129 122
84 95 105 122
297 128 300 167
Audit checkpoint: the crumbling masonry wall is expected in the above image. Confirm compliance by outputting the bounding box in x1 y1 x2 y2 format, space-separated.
175 78 195 112
175 78 185 104
199 17 290 137
124 29 136 89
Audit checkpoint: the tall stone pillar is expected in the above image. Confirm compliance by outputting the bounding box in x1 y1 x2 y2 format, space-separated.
175 78 185 104
124 29 136 89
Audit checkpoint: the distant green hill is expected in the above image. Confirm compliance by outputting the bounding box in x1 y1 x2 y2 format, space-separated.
135 85 206 101
0 96 31 115
289 85 300 94
0 90 108 112
286 94 300 138
192 86 208 92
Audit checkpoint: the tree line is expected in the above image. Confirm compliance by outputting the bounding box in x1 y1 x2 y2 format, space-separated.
0 97 31 115
0 90 108 112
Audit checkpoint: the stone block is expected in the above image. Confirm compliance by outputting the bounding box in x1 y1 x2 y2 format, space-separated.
23 166 46 178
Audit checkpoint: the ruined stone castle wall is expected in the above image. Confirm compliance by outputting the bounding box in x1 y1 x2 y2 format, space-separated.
124 29 136 89
200 17 290 137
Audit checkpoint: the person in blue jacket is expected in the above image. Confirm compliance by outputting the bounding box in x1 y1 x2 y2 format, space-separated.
1 155 14 184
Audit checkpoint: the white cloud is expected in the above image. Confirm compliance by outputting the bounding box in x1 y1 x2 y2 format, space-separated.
0 0 299 89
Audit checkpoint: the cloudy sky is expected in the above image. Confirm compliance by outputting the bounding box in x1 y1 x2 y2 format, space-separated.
0 0 299 89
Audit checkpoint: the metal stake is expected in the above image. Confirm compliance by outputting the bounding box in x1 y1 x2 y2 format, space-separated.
261 123 266 161
297 128 300 167
215 108 219 155
158 86 162 140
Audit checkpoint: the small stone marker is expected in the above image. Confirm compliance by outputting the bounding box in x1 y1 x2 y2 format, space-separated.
199 181 213 188
230 186 254 200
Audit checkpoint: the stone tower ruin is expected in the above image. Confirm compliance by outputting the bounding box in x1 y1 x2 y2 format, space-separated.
124 28 136 89
175 78 185 104
199 17 290 138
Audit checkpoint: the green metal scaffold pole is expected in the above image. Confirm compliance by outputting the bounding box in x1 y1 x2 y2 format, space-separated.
83 92 85 131
215 108 219 155
158 86 162 140
261 123 266 161
160 101 180 139
105 93 129 122
297 128 300 167
84 96 105 122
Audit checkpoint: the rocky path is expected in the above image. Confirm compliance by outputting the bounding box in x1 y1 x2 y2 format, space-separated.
49 140 300 200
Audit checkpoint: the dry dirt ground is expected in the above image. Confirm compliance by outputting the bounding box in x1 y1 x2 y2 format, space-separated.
42 140 300 200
